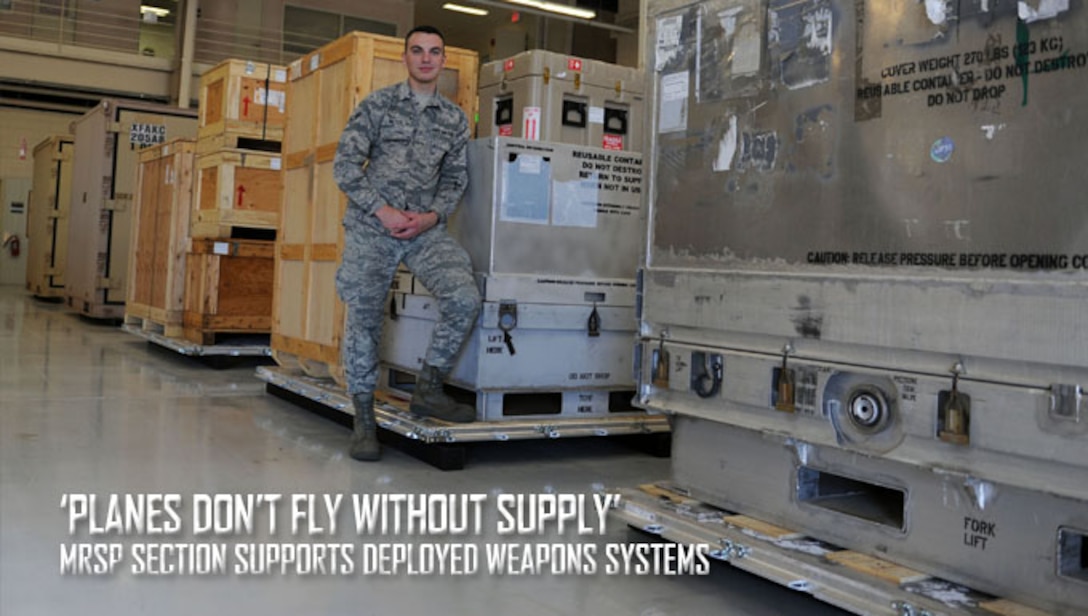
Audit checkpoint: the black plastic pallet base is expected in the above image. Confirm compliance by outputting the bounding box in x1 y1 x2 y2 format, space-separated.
610 432 672 458
77 314 124 327
30 295 65 303
265 383 468 471
140 341 274 370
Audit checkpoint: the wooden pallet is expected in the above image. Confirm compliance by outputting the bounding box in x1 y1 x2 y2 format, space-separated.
182 238 274 344
194 132 283 155
269 349 346 388
123 311 184 339
615 483 1057 616
256 365 670 470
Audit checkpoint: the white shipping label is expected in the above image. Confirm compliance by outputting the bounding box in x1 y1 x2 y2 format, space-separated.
309 53 320 72
213 242 229 256
130 123 166 147
1019 0 1069 22
659 72 689 134
256 88 286 111
518 154 543 175
662 71 689 102
713 115 738 171
656 15 684 71
551 178 598 228
270 157 282 171
657 15 682 48
273 69 287 83
732 24 763 76
588 106 604 124
523 106 542 140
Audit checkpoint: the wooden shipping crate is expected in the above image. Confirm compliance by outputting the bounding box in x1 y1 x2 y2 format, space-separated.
66 99 198 319
272 31 478 374
26 135 74 299
192 148 282 238
123 139 196 338
183 238 275 345
197 59 287 152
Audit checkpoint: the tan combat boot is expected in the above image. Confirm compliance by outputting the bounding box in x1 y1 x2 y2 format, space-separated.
409 364 475 423
350 392 381 461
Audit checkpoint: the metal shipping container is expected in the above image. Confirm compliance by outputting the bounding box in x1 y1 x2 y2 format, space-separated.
66 99 197 319
26 135 73 299
477 50 646 151
378 137 647 420
637 0 1088 613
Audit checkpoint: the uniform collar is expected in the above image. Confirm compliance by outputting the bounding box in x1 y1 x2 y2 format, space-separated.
397 80 441 108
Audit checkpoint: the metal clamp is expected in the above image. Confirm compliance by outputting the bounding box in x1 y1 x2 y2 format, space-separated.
587 304 601 337
710 539 750 561
691 352 723 399
536 425 560 439
891 600 933 616
775 343 796 412
1050 383 1084 421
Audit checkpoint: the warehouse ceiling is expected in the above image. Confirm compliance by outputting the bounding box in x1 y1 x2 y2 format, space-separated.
0 1 636 113
415 0 520 49
413 0 635 55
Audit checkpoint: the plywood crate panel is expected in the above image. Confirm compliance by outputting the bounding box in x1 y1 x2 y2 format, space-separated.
272 31 478 371
26 135 74 298
192 148 282 238
183 238 275 344
198 59 287 148
66 99 198 319
124 139 196 337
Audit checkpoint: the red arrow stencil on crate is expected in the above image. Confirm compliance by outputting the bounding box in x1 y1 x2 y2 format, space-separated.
236 185 246 207
243 96 251 116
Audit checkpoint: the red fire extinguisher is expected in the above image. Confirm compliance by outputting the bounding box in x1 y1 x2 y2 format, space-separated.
2 234 19 257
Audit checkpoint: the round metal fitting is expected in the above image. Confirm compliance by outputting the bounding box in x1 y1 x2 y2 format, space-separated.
847 386 889 432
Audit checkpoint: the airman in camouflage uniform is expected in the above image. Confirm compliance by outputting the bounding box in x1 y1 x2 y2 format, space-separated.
334 26 480 462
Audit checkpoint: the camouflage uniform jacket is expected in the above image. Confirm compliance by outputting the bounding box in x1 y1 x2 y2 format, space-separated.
334 80 469 230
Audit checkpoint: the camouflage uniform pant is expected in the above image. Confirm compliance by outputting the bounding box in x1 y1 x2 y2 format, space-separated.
336 221 480 395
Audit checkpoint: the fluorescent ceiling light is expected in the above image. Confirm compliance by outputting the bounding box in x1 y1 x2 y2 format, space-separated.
443 3 490 16
140 6 170 17
505 0 596 20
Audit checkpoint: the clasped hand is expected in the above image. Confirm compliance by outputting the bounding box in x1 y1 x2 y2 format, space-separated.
375 205 437 240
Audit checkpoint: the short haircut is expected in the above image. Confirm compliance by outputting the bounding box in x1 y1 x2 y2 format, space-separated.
405 25 445 51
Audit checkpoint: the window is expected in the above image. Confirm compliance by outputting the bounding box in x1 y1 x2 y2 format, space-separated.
283 6 396 56
138 0 178 59
38 0 63 16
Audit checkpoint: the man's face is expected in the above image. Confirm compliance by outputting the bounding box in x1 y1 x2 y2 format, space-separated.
403 32 446 88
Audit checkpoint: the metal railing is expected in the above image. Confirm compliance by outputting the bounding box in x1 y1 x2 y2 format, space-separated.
0 2 160 56
0 1 358 68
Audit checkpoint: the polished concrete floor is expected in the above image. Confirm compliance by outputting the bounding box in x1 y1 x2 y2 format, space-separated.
0 285 847 616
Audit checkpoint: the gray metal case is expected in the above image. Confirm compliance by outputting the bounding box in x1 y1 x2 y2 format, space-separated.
638 0 1088 613
477 50 646 151
377 136 648 421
